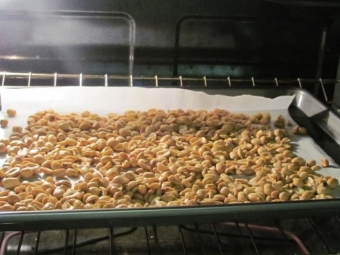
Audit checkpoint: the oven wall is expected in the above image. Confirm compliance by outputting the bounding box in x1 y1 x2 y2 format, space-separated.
0 0 339 82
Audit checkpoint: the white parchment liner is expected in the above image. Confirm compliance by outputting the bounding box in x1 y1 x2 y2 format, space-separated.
0 87 339 196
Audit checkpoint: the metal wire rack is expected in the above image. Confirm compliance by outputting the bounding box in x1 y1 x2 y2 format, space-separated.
0 71 338 104
1 216 340 254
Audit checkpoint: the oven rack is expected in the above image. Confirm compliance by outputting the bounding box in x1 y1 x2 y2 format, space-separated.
0 71 338 104
1 216 340 255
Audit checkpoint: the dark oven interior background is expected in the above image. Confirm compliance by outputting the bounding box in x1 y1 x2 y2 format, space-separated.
1 1 340 255
1 0 340 99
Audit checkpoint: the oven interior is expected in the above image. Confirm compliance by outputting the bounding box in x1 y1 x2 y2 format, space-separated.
1 0 340 254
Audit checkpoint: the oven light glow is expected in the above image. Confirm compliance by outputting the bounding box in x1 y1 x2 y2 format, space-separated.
1 55 20 60
0 55 41 60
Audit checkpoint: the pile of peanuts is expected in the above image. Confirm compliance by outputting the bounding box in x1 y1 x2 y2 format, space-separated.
0 108 338 211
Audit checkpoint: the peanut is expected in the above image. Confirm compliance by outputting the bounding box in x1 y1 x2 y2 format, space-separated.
7 109 17 117
321 159 329 168
0 143 6 153
1 177 21 189
1 119 8 128
12 126 23 133
326 178 339 189
0 108 336 212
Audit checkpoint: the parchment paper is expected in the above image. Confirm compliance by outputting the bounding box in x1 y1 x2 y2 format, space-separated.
1 87 339 196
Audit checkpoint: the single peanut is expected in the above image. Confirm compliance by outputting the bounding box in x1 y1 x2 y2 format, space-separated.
320 159 329 168
0 143 6 153
1 119 8 128
7 109 17 117
1 177 21 189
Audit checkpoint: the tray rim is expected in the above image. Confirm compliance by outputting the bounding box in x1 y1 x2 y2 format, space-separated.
1 199 340 230
0 86 339 230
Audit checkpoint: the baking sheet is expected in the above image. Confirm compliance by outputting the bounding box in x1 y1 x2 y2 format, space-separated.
0 87 339 198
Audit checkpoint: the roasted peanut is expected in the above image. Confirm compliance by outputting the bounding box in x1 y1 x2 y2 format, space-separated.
307 160 316 167
317 184 331 195
12 126 23 133
292 125 307 135
1 119 8 128
1 177 21 189
279 192 290 201
327 178 339 189
7 109 17 117
273 115 285 128
0 108 336 211
321 159 329 168
0 143 6 153
298 127 307 135
248 193 261 202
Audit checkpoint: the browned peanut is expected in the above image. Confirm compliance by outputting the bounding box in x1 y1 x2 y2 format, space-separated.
138 184 147 195
12 126 23 133
1 119 8 128
307 160 316 167
279 192 290 201
292 126 307 135
273 116 285 128
7 109 17 117
320 159 329 168
271 190 280 199
103 202 116 209
297 172 308 181
298 127 307 135
327 178 339 189
288 163 299 171
86 195 99 204
311 165 322 171
300 190 315 200
0 143 7 153
148 182 161 191
7 194 21 205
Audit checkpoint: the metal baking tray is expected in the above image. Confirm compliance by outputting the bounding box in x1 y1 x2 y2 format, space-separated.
0 86 340 231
